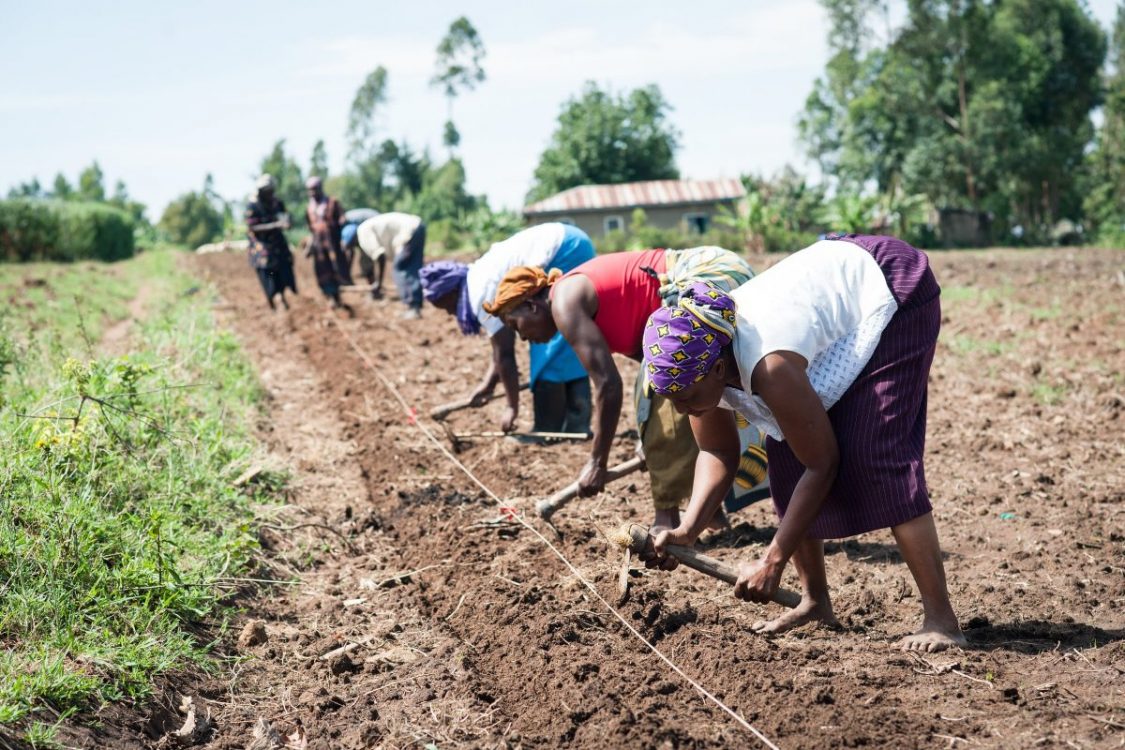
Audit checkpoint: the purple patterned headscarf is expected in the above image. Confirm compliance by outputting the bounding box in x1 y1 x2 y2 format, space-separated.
420 261 480 335
642 282 738 395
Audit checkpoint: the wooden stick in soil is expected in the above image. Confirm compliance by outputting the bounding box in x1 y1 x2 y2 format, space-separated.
536 455 646 521
429 382 530 421
453 430 589 440
609 522 802 609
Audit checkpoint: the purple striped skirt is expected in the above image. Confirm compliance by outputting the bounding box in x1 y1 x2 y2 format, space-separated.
766 235 941 539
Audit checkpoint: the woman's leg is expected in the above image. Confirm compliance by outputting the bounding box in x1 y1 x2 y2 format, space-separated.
751 538 838 634
891 512 965 651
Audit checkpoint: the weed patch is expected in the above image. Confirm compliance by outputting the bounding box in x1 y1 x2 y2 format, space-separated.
0 250 276 740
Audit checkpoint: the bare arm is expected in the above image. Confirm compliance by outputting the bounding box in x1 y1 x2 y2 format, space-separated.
680 409 743 537
553 277 620 494
733 350 838 601
470 328 520 431
649 407 741 566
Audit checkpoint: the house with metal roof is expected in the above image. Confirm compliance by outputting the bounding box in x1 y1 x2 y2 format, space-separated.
522 178 746 239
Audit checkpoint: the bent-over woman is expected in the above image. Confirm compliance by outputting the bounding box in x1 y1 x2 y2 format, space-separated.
640 234 964 652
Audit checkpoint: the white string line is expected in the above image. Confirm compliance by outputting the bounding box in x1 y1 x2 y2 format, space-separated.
328 315 780 750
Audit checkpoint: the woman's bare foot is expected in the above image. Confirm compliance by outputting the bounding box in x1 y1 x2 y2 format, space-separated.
899 617 966 652
751 595 837 635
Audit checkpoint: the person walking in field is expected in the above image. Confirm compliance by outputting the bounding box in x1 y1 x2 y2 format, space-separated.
638 234 965 652
419 223 595 436
304 177 351 310
245 174 296 311
341 207 380 298
486 246 769 531
356 212 426 319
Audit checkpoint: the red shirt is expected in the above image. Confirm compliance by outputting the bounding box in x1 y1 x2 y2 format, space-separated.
554 248 667 357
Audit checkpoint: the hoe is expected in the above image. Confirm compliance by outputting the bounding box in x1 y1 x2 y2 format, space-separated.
609 522 801 608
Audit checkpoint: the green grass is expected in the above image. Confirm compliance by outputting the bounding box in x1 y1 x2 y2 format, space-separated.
0 249 277 741
1030 382 1069 406
0 257 154 354
944 333 1015 357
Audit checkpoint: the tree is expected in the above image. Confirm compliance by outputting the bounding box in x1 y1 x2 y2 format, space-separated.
77 161 106 202
343 67 390 208
258 139 305 212
52 173 73 200
7 178 43 199
159 188 223 248
528 82 681 202
430 16 487 154
1083 2 1125 246
107 179 147 225
411 158 476 220
800 0 1106 241
309 140 329 180
347 66 388 162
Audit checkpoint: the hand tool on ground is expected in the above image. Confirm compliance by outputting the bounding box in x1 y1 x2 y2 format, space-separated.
441 423 589 452
455 430 589 441
429 382 530 421
535 455 647 521
609 522 801 608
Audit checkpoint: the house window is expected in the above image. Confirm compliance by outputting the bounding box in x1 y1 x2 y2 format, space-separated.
604 215 625 233
683 212 709 234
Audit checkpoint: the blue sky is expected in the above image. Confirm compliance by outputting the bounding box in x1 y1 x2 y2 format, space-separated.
1 0 1120 218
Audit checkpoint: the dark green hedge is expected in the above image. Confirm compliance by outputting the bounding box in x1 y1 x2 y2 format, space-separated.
0 200 135 262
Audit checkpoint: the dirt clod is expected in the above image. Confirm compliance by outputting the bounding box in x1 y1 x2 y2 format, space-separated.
238 619 268 648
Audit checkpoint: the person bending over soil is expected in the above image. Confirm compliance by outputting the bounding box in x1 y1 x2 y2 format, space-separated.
639 234 965 652
485 246 769 532
419 223 595 436
356 212 426 319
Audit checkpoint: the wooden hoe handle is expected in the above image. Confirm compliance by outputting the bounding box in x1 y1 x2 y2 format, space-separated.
430 382 529 421
535 456 646 521
619 524 802 609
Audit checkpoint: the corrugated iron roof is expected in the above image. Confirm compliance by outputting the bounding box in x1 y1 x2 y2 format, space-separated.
523 178 745 215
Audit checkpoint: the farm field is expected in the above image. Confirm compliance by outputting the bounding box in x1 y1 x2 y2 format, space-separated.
56 246 1125 750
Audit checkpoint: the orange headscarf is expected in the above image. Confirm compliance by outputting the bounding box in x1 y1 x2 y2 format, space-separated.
482 266 562 316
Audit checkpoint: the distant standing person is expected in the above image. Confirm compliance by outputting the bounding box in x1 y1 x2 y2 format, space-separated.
341 207 381 298
304 177 351 309
245 174 296 310
418 223 595 436
356 212 426 319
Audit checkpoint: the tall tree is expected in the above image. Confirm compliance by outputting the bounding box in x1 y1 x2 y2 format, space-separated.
7 178 43 199
344 67 390 208
77 161 106 202
1083 2 1125 245
347 66 389 162
800 0 1106 239
528 82 681 202
431 17 486 153
309 139 329 180
51 173 73 200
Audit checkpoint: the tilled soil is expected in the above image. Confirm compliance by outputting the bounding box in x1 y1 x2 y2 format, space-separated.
63 247 1124 749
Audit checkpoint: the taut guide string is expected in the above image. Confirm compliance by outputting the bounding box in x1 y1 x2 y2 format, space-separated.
327 314 781 750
